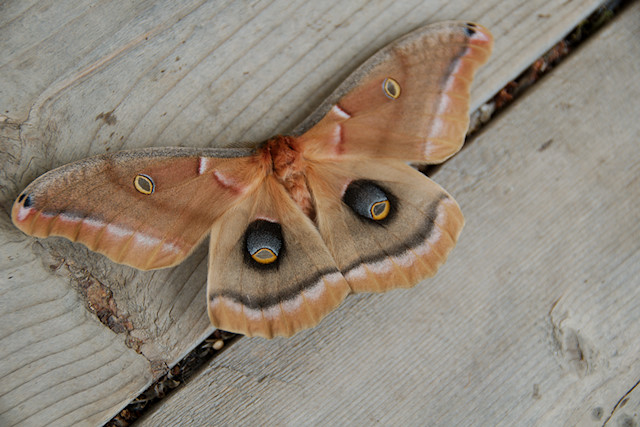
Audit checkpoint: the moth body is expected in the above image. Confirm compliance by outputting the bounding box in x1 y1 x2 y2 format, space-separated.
260 135 315 219
12 21 493 338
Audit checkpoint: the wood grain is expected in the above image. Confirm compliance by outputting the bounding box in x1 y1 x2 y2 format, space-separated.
0 0 607 425
139 3 640 425
0 223 151 425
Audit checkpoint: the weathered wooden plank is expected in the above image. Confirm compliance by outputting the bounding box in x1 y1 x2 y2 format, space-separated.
0 0 606 425
0 223 151 426
139 3 640 425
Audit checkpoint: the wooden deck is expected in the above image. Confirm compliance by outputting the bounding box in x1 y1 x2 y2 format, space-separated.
1 0 638 425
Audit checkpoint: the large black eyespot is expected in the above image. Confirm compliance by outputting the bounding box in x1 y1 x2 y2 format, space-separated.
342 180 394 222
244 219 284 268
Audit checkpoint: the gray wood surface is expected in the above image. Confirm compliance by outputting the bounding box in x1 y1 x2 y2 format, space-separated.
140 2 640 425
0 0 610 425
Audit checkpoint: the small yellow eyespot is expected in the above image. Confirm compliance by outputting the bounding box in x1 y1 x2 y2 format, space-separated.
382 77 401 99
252 248 278 264
134 174 154 195
370 200 390 220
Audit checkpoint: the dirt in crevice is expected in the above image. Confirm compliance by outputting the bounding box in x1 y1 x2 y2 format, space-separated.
107 330 239 427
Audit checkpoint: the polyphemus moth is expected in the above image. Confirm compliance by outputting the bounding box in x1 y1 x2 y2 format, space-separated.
12 21 492 338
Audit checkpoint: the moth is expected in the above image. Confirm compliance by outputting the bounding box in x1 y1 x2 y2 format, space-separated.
12 21 492 338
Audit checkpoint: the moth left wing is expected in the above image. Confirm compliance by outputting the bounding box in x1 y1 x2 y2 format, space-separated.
296 21 493 164
207 176 351 338
305 158 464 293
12 147 259 270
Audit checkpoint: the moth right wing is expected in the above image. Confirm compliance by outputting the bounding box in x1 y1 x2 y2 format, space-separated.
12 147 260 270
296 21 493 164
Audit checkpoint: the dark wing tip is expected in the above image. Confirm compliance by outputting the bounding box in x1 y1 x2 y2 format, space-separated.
464 22 478 37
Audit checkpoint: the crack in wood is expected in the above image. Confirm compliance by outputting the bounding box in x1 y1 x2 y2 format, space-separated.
603 378 640 426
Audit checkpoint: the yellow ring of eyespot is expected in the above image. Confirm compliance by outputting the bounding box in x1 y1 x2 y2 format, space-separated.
370 200 390 220
382 77 401 99
134 174 154 195
251 248 278 264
